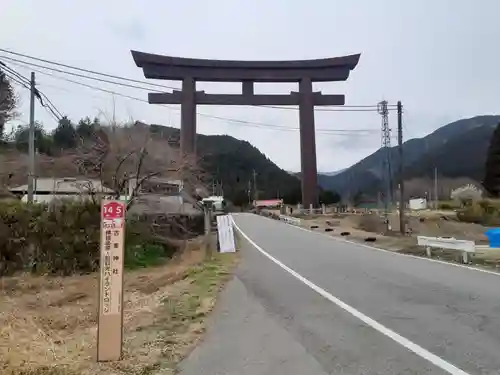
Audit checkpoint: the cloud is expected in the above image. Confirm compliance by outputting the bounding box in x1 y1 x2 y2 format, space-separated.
109 19 147 42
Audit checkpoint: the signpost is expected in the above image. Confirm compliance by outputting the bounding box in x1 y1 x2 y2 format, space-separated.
97 200 126 362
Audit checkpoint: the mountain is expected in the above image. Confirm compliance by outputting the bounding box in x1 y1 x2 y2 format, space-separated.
149 124 302 204
318 115 500 198
319 169 347 176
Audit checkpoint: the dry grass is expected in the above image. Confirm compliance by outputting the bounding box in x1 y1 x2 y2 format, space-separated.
0 239 239 375
299 213 500 270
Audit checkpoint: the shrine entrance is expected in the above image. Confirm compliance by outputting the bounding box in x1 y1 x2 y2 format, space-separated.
132 50 360 207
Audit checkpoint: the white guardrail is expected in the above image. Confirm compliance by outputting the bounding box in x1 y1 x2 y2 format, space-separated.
417 236 475 263
279 214 301 226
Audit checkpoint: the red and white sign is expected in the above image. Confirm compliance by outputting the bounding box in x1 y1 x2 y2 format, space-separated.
98 199 126 362
102 200 125 220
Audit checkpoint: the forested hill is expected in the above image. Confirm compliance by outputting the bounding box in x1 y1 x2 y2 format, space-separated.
149 124 302 204
318 115 500 197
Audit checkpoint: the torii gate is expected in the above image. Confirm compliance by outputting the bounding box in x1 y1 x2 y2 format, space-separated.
131 50 360 208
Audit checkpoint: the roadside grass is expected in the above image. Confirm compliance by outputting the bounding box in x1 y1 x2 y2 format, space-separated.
1 241 239 375
297 214 500 271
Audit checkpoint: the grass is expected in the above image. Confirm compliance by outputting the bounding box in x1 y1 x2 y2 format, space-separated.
0 240 239 375
124 243 172 270
297 212 500 271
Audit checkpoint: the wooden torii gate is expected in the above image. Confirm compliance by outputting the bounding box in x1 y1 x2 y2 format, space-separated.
132 50 360 207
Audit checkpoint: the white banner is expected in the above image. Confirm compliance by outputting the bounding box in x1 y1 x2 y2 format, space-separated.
217 214 236 253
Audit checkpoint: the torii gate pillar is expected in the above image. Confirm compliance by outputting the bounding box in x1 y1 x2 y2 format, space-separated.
131 50 360 208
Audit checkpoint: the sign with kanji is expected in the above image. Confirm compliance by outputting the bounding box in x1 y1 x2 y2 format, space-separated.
97 200 126 362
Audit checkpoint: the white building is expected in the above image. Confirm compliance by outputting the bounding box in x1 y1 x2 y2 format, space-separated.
9 177 113 204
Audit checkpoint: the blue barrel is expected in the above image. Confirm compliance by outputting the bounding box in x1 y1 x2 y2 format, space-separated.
484 228 500 248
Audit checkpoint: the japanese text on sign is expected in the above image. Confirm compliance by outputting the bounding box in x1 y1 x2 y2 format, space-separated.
100 200 125 316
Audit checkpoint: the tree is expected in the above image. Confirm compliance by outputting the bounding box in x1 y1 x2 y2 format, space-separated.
319 189 341 205
76 116 100 139
483 122 500 197
231 189 250 207
451 184 482 206
0 69 17 140
282 185 301 204
74 123 204 209
351 191 364 207
14 122 53 155
53 116 77 149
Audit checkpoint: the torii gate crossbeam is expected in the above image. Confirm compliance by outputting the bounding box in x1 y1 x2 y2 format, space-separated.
131 50 361 208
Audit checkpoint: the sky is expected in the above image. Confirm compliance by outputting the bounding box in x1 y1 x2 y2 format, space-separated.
1 0 500 173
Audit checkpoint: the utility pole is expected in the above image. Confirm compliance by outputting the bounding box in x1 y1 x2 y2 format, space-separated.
248 180 252 205
252 169 258 202
27 72 36 204
434 167 438 210
397 101 405 234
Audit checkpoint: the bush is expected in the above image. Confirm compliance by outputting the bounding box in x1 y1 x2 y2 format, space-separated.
438 202 454 210
0 200 202 276
356 214 386 233
456 200 500 225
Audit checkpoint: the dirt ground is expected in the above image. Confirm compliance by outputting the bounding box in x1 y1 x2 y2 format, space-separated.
0 239 239 375
298 210 500 270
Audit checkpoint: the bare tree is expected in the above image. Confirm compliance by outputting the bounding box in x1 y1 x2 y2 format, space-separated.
451 184 483 206
74 122 206 209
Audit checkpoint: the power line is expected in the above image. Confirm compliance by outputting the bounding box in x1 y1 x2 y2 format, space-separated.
0 61 31 86
0 54 167 94
7 59 379 135
0 49 398 111
1 61 63 122
0 47 179 90
1 69 31 90
37 91 63 119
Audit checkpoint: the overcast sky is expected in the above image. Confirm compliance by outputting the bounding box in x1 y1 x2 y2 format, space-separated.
1 0 500 172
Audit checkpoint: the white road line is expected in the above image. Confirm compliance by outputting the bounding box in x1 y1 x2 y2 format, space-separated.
231 217 472 375
248 213 500 277
293 223 500 276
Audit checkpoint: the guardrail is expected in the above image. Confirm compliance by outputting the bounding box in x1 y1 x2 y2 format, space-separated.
417 236 475 263
278 214 301 226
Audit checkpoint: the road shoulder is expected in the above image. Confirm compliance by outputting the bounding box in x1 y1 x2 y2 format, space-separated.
178 275 328 375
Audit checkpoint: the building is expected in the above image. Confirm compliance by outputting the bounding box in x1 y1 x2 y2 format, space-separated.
253 199 283 208
9 177 113 204
126 177 203 215
127 176 183 196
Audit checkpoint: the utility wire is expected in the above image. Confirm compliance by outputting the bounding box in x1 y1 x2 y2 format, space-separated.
1 61 63 122
8 60 379 135
0 47 179 90
0 49 397 110
0 54 167 93
1 69 30 90
0 61 31 86
1 54 389 112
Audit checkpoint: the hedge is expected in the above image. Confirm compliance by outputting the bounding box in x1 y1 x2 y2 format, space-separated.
0 200 203 276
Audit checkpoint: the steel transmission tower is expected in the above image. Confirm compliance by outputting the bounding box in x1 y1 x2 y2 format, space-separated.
378 100 393 227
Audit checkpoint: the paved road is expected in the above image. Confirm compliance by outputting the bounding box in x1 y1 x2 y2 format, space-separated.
180 213 500 375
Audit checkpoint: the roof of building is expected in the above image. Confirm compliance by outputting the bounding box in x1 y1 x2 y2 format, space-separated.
9 178 113 193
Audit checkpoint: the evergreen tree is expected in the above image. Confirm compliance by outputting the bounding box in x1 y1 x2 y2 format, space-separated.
76 116 99 139
483 122 500 196
53 116 77 149
319 189 341 205
0 69 17 140
14 122 53 155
